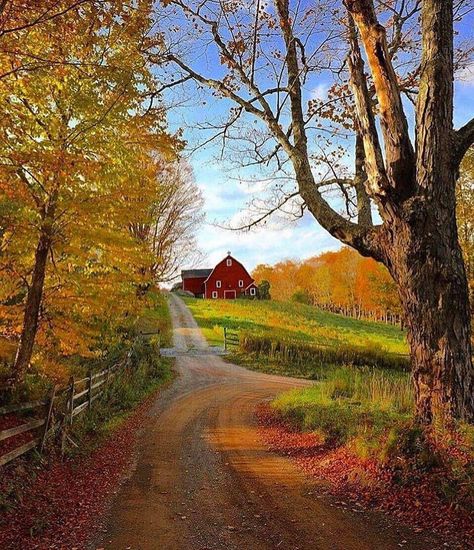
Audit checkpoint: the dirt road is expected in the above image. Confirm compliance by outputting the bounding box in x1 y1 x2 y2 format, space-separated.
98 294 439 550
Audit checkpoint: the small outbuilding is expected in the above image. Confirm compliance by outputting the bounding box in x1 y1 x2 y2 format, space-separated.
181 252 257 299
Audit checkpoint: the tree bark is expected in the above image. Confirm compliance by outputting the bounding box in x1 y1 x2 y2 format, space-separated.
10 220 53 385
354 133 373 227
381 206 474 423
346 0 474 423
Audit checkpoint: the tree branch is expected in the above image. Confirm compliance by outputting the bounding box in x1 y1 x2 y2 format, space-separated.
0 0 92 36
347 16 389 201
167 54 292 151
274 0 381 258
223 191 301 231
454 117 474 166
344 0 415 197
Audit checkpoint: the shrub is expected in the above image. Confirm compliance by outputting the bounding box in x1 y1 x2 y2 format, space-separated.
69 337 171 449
291 289 311 305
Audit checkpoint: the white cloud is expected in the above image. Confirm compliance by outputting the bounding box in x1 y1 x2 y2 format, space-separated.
184 212 341 273
187 141 342 275
310 83 329 101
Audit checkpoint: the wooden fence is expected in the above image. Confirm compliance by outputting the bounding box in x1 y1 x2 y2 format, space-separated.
223 327 239 350
0 349 133 468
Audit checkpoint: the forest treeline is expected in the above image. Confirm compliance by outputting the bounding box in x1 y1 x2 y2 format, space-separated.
253 248 402 324
254 151 474 324
0 2 202 391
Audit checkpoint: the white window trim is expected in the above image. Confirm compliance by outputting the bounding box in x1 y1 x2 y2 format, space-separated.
216 280 222 288
212 291 218 299
226 258 232 266
238 280 243 287
250 287 256 296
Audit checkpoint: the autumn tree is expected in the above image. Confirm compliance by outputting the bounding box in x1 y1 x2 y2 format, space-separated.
129 159 204 285
0 1 177 385
156 0 474 423
458 146 474 295
253 248 401 321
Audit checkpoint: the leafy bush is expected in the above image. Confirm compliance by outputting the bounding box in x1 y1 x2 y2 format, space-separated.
291 289 312 304
69 337 171 449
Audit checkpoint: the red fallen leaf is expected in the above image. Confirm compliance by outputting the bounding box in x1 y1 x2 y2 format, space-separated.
0 389 162 550
255 404 474 550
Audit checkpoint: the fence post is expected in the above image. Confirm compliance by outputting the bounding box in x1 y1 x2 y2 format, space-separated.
88 371 93 409
68 376 75 426
61 376 74 455
40 385 57 453
224 327 227 351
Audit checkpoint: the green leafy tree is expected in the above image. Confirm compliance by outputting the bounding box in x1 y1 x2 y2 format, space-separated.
258 280 271 300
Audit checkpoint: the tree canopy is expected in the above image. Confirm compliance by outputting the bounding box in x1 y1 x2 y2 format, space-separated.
0 1 203 386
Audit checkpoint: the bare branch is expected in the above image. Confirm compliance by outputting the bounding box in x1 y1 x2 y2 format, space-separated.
224 191 301 231
167 54 293 151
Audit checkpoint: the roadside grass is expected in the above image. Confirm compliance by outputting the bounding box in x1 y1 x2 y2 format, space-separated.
68 338 173 455
271 367 474 512
135 289 173 346
1 289 172 404
62 289 174 453
183 296 409 374
0 290 174 513
273 367 413 452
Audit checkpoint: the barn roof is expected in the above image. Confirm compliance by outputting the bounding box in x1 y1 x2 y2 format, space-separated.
181 268 212 279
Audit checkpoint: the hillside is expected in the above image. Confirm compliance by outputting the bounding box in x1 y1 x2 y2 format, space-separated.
184 297 406 351
183 297 409 376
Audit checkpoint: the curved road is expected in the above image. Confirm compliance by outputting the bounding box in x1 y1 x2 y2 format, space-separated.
99 294 439 550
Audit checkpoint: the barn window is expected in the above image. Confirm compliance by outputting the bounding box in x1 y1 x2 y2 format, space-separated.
250 287 256 296
212 291 218 299
226 258 232 266
238 280 243 287
216 280 221 288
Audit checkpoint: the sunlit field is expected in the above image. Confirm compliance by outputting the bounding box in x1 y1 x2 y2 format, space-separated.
184 296 409 375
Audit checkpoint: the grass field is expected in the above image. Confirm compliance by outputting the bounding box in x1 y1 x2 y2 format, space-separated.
184 297 407 351
183 296 408 375
182 296 473 511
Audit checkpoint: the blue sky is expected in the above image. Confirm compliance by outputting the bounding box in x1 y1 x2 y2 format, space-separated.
162 7 474 273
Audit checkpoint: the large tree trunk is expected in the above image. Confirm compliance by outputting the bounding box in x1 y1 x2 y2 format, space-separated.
165 0 474 424
383 203 474 423
345 0 474 423
10 225 52 385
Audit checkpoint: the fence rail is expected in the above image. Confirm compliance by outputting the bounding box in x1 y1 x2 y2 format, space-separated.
0 345 136 468
223 327 239 351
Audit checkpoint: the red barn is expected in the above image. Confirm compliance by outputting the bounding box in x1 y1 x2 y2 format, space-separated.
181 253 257 299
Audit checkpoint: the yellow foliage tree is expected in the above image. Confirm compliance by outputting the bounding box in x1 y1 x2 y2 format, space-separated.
0 1 179 385
253 247 401 323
